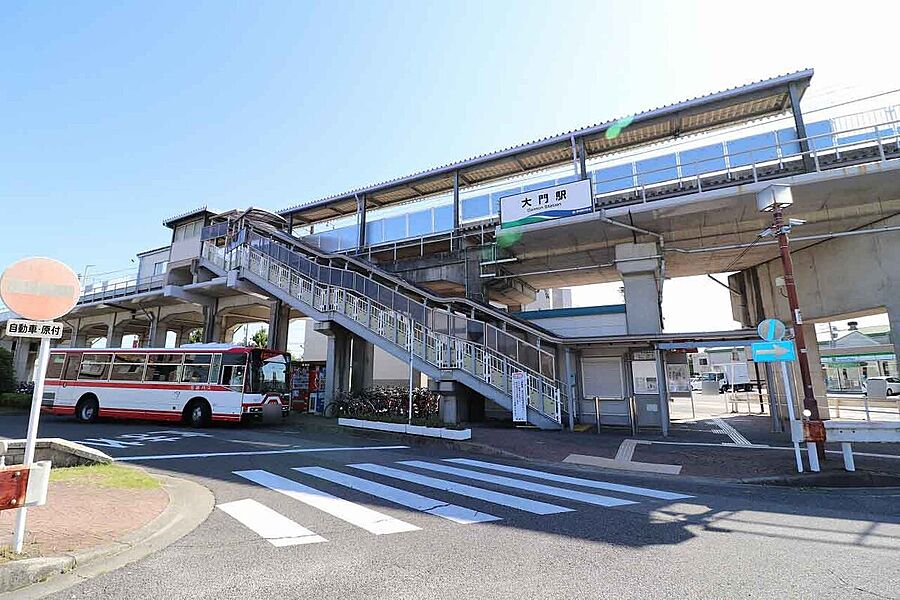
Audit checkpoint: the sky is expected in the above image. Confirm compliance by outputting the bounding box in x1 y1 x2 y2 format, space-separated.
3 0 899 334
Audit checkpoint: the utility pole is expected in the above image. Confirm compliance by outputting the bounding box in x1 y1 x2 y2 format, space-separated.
772 204 825 458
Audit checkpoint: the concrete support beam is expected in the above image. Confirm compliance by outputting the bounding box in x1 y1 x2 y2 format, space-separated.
267 300 290 350
616 242 663 335
349 335 374 393
147 309 168 348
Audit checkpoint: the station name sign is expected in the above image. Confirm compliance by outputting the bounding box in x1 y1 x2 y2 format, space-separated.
499 179 593 229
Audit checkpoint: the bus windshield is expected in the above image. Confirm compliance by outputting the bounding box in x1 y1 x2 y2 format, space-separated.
249 351 290 394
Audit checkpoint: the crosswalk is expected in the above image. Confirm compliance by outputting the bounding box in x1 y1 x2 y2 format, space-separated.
217 458 693 548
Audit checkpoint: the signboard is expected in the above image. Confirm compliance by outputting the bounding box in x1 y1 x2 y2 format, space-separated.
1 257 80 553
0 257 81 321
751 340 797 363
757 318 786 342
511 371 528 422
665 364 691 394
499 179 592 229
5 319 64 339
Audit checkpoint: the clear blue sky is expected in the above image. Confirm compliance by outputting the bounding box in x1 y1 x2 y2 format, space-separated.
2 1 898 328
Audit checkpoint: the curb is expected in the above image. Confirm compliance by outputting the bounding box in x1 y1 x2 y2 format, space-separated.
0 469 215 599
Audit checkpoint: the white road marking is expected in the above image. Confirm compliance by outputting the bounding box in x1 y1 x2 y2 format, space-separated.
294 467 500 525
712 418 752 446
349 463 572 515
233 470 420 535
401 461 634 507
115 445 409 462
445 458 692 500
217 498 326 546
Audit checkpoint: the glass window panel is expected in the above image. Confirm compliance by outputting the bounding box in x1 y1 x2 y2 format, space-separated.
183 354 212 365
461 194 490 221
110 362 145 381
182 364 211 383
806 120 834 150
636 154 679 185
383 215 407 241
82 353 112 363
433 205 454 232
366 220 384 245
79 361 110 380
146 363 182 382
555 174 579 185
63 354 82 381
407 210 433 236
592 164 635 193
47 354 65 379
149 353 182 364
679 144 726 177
776 128 801 157
726 132 778 167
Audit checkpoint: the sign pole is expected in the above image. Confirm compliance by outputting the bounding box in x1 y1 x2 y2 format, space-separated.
12 336 52 553
773 205 824 460
780 360 804 474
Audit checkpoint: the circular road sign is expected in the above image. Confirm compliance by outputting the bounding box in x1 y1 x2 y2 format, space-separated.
0 257 81 321
757 318 786 342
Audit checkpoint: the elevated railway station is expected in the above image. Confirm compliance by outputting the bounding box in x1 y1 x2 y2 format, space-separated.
3 69 899 433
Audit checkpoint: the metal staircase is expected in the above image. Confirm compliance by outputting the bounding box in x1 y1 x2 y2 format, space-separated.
202 227 565 429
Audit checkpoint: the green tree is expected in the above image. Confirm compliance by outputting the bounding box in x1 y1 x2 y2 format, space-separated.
251 329 268 348
0 347 15 393
187 329 203 344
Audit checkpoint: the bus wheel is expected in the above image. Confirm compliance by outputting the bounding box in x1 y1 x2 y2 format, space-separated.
75 395 99 423
185 399 211 428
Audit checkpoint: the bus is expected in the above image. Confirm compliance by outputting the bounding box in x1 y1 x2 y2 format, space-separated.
41 344 291 427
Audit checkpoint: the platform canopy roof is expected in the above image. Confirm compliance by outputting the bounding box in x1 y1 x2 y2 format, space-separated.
278 69 813 225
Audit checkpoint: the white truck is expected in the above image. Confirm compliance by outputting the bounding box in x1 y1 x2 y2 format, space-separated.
705 362 754 393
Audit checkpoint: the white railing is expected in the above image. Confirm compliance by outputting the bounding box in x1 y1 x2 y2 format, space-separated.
234 243 562 425
78 273 167 304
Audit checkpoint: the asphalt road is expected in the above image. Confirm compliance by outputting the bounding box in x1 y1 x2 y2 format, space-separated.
3 414 899 600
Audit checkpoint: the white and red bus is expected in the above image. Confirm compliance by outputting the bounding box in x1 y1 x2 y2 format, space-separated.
41 344 291 427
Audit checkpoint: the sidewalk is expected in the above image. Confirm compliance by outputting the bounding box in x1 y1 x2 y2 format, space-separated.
0 463 214 596
1 464 168 558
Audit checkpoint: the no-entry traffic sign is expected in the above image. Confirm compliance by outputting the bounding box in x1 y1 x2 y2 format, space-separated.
0 257 81 321
0 256 81 553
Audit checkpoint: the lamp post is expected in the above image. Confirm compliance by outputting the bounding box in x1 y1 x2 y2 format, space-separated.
758 185 824 459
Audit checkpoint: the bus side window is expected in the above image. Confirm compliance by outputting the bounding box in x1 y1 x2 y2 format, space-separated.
63 353 83 381
46 353 66 379
222 365 245 387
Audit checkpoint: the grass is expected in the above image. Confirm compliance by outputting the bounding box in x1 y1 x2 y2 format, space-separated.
49 463 161 490
0 546 24 564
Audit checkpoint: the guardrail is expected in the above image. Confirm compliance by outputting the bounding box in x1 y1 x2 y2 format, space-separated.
824 421 900 471
224 240 562 425
78 274 167 305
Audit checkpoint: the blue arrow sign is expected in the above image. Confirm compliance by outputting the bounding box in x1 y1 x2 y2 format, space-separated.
751 340 797 363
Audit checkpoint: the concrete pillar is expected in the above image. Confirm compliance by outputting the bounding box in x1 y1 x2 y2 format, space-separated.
148 311 168 348
202 302 222 343
267 300 291 350
783 324 830 420
888 301 900 374
349 335 374 393
12 339 32 382
315 321 351 404
616 242 663 335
